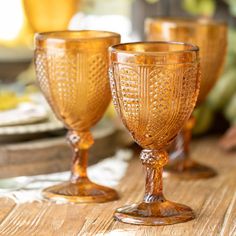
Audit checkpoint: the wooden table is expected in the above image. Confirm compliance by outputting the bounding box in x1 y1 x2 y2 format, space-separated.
0 137 235 236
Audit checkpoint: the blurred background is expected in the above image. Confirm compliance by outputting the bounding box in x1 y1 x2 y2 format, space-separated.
0 0 235 177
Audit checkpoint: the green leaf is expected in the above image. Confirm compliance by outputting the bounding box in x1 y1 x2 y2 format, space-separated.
225 0 236 16
207 69 236 111
193 103 214 135
145 0 160 4
182 0 216 16
224 93 236 124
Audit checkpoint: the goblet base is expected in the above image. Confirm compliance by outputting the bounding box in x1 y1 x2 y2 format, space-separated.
42 179 118 203
165 159 217 179
114 201 195 226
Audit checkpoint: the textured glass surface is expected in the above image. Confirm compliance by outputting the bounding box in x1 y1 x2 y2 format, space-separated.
146 18 227 104
146 18 227 179
35 30 121 203
109 42 200 225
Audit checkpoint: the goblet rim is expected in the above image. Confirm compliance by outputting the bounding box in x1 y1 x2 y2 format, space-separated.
109 41 199 55
35 30 121 43
145 16 227 27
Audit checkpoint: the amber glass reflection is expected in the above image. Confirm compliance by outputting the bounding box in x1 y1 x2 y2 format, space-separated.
146 18 227 179
109 42 200 225
35 30 120 203
23 0 78 32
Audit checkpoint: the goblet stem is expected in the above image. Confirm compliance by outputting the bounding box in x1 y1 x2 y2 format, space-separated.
167 116 195 164
68 130 94 182
142 149 166 203
71 149 88 181
167 115 217 179
180 115 195 162
114 149 194 225
42 129 118 203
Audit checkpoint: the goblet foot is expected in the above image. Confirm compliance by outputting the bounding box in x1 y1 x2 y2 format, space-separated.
114 201 195 226
165 159 217 179
42 178 118 203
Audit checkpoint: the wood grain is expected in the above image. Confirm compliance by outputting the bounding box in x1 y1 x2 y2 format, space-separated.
0 137 235 236
0 129 125 178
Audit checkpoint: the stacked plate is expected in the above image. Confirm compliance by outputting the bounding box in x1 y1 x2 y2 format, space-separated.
0 93 64 142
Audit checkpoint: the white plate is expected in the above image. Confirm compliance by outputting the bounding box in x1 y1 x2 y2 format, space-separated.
0 113 63 136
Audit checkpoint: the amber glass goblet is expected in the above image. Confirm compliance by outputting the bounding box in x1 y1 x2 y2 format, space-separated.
146 18 227 179
23 0 78 32
109 42 200 225
34 30 120 203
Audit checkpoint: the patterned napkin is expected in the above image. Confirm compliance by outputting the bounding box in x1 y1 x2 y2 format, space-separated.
0 149 133 204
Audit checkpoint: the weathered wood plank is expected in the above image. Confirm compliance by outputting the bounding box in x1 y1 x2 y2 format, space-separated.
0 137 235 235
0 198 16 223
0 129 126 178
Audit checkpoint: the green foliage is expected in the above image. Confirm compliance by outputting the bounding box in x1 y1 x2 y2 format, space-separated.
193 103 214 135
225 0 236 16
224 93 236 124
145 0 160 4
207 69 236 111
182 0 216 16
228 28 236 55
206 28 236 114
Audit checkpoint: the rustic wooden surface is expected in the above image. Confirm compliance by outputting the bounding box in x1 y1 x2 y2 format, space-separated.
0 136 235 236
0 129 131 178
